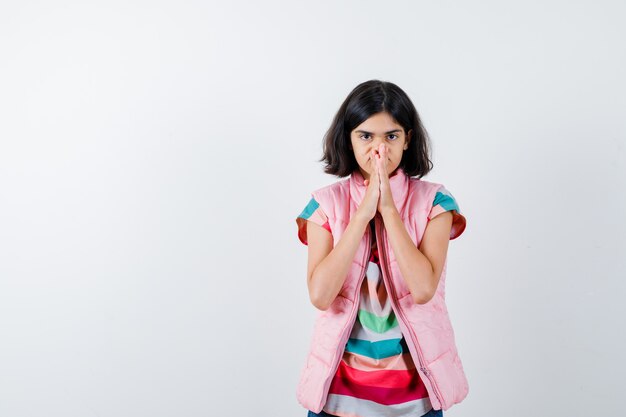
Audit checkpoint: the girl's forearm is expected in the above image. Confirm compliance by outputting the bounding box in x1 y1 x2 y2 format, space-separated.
380 206 434 304
308 213 369 310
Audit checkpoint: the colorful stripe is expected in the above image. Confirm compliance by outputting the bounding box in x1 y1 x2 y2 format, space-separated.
428 186 467 240
345 337 409 360
328 361 428 405
432 186 461 213
357 309 398 333
349 318 402 343
323 394 433 417
342 351 416 372
296 197 331 245
334 360 421 389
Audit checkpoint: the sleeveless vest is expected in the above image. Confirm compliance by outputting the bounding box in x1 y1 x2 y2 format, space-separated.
296 167 469 413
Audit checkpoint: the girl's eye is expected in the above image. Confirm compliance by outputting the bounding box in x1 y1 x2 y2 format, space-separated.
359 134 398 140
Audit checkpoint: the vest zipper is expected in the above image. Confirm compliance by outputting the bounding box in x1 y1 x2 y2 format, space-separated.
375 214 444 409
320 224 372 408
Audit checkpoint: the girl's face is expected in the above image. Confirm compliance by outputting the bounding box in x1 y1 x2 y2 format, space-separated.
350 111 412 181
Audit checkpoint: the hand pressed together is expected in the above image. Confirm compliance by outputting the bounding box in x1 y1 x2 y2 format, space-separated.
361 143 396 220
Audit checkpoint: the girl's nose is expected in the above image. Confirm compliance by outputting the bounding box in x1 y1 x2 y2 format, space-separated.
371 142 386 153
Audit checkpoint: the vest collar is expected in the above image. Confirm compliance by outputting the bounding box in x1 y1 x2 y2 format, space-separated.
349 166 410 213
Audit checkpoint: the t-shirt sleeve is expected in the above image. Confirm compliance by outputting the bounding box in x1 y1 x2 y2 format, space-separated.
428 186 467 240
296 196 331 246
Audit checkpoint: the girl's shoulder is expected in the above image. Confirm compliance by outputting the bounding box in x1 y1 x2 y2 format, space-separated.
309 177 351 203
408 176 441 190
311 176 351 193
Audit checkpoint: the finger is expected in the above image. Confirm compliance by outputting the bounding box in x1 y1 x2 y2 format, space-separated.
379 150 389 177
375 152 384 176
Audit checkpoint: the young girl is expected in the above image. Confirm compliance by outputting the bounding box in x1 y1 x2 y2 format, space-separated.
295 80 469 417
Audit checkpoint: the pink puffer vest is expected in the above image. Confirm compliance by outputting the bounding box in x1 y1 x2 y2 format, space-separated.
296 167 469 413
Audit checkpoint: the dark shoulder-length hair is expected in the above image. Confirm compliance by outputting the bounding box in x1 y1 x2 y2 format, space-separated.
319 79 433 178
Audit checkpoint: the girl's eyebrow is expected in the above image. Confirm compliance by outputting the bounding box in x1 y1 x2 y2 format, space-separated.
355 129 402 135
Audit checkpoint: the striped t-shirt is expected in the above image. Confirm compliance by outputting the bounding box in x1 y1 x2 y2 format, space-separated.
296 186 466 417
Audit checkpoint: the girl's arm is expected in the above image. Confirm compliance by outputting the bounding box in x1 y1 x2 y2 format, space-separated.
381 207 453 304
305 212 370 311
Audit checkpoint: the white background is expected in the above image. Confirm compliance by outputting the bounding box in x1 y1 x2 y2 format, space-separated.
1 1 625 416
